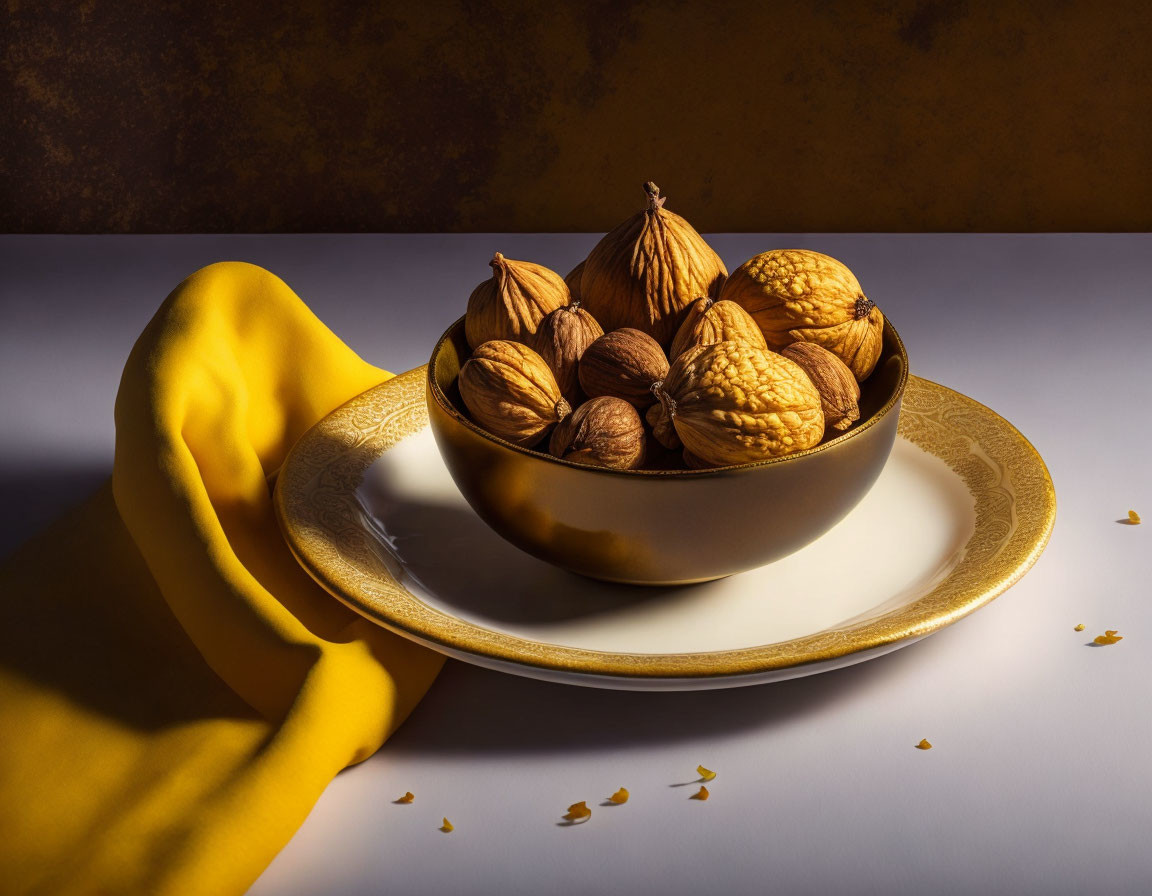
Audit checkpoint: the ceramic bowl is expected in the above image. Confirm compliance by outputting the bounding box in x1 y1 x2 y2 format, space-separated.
427 316 908 585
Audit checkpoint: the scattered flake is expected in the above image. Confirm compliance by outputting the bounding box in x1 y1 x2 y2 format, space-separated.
693 786 710 800
564 801 592 822
441 818 454 833
609 788 630 804
916 739 933 750
1128 510 1141 524
697 765 717 782
1074 624 1085 632
1094 630 1123 645
396 792 414 804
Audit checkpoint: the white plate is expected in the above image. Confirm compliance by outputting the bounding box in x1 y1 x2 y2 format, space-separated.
275 369 1055 690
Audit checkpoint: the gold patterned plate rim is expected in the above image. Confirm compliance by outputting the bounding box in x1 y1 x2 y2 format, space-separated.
274 368 1057 681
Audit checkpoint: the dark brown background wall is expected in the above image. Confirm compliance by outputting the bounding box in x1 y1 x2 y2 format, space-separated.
3 0 1151 233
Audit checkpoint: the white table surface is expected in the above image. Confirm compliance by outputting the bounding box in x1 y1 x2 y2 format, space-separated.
2 234 1150 895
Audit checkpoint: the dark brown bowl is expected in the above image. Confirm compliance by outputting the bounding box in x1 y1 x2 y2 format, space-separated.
427 317 908 585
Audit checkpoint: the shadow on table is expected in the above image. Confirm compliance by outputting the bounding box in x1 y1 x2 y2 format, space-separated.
0 461 111 562
379 640 933 758
0 462 260 731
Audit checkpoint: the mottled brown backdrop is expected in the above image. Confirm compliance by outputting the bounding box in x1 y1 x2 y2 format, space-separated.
3 0 1151 232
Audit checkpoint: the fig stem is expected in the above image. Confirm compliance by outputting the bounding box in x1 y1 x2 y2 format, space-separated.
651 380 676 418
643 181 666 211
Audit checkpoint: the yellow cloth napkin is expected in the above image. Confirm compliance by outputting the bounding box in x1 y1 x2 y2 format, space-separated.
0 262 444 895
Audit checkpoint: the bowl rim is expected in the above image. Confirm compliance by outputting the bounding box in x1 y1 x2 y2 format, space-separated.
427 314 909 477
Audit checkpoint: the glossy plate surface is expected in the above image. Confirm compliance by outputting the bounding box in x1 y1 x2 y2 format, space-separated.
274 368 1055 690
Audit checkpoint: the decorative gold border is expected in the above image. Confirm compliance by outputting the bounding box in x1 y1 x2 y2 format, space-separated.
274 368 1056 679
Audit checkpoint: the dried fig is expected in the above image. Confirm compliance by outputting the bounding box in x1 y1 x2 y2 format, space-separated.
465 253 569 349
649 340 825 465
780 342 861 431
579 182 727 347
645 401 680 451
564 260 585 302
549 396 645 470
579 328 669 409
458 340 570 447
720 249 884 380
682 449 714 470
528 301 604 405
669 297 767 360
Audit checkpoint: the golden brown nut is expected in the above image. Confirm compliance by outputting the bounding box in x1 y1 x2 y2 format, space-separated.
645 401 681 451
549 396 645 469
564 260 585 302
528 301 604 406
720 249 884 380
669 297 768 361
578 328 670 409
780 342 861 431
465 253 569 349
649 340 825 465
458 340 570 446
682 449 714 470
579 182 727 347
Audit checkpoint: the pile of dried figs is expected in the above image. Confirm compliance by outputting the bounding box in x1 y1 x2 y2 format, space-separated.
456 182 886 470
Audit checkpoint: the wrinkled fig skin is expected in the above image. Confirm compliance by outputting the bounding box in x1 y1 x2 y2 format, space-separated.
528 301 604 406
669 297 768 361
579 182 728 348
458 340 571 447
578 328 670 409
682 449 714 470
645 400 682 451
549 396 646 470
464 253 569 350
650 340 825 466
720 249 884 381
564 260 585 302
780 341 861 431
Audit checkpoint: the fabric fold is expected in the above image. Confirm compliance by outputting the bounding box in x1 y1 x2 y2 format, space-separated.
0 261 443 895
